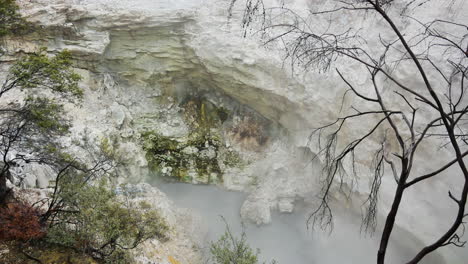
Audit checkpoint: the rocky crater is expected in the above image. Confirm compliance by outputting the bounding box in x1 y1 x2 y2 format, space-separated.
0 0 466 263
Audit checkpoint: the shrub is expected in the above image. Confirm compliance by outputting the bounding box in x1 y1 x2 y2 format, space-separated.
210 218 278 264
45 178 169 263
0 202 45 241
210 220 260 264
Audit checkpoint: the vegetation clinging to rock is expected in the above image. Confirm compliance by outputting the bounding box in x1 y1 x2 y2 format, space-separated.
0 202 45 242
142 130 223 183
0 4 173 264
142 97 245 184
0 0 30 37
45 177 170 263
0 48 83 202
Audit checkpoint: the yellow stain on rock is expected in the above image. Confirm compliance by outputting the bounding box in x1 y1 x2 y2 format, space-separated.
168 255 181 264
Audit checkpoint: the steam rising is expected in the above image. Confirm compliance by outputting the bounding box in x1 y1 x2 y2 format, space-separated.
156 183 444 264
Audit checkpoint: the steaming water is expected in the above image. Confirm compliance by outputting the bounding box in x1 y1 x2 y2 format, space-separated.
156 183 442 264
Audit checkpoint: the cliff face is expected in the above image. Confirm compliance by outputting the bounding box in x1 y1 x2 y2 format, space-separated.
2 0 467 263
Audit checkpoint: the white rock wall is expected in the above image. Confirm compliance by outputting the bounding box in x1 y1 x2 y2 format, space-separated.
3 0 466 263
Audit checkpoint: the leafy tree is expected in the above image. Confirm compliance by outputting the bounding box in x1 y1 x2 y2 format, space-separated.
0 3 170 263
0 0 30 37
0 48 82 202
45 177 169 263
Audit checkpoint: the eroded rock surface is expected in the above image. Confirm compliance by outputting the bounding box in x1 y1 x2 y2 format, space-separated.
0 0 466 263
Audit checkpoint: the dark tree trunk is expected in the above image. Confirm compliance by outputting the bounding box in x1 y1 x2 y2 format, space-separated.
377 182 405 264
0 173 9 204
377 168 408 264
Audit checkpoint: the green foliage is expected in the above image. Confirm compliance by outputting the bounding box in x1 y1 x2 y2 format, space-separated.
8 48 83 99
100 137 115 157
0 48 83 200
0 48 83 151
222 150 246 168
46 177 169 263
0 0 30 37
142 131 223 183
0 240 98 264
25 96 69 133
142 98 244 183
210 218 278 264
210 222 260 264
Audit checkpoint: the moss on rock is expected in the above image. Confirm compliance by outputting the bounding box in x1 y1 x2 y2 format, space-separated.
142 97 243 184
221 150 246 168
142 130 223 184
